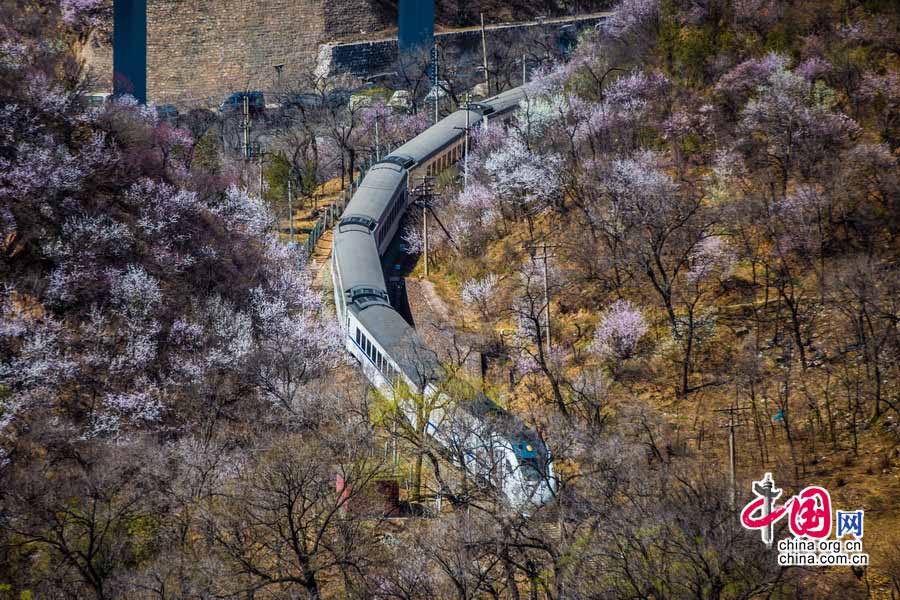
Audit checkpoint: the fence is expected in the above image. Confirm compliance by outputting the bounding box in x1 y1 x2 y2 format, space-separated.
301 143 402 259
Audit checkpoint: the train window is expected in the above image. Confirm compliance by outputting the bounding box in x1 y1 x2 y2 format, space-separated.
355 328 361 346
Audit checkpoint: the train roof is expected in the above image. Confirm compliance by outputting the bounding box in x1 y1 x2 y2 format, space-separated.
332 228 386 295
388 108 481 165
352 303 441 385
462 393 544 447
342 162 406 221
482 86 527 115
386 86 526 166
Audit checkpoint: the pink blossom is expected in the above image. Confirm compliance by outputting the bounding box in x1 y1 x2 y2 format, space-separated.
209 185 273 236
796 57 831 82
61 0 105 24
482 134 563 207
715 52 789 105
860 69 900 105
605 150 677 224
402 224 425 254
603 0 660 38
775 185 825 255
591 300 648 361
461 274 498 310
605 70 669 106
686 236 735 284
525 62 570 97
109 265 162 319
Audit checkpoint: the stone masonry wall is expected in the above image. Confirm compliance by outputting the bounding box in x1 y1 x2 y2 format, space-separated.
83 0 394 106
81 5 606 107
316 14 609 80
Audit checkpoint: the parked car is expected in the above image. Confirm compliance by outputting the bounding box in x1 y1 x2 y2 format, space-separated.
219 91 265 114
284 88 355 110
283 92 323 110
82 92 111 108
155 104 179 120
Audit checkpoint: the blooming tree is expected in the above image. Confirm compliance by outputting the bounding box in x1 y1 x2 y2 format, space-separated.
591 300 649 362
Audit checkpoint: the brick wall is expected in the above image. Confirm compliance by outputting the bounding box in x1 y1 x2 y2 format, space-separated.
82 26 113 91
80 4 606 107
316 14 608 80
82 0 395 106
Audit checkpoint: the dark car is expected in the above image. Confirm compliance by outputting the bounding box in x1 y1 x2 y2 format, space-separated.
220 91 265 115
282 89 354 111
283 92 323 110
155 104 179 120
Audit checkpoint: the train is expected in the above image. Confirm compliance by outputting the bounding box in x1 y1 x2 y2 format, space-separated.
330 86 557 510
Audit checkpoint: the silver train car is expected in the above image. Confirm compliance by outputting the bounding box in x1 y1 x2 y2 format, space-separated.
331 86 557 509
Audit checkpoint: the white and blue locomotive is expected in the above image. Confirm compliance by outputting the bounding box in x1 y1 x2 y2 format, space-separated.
330 87 557 509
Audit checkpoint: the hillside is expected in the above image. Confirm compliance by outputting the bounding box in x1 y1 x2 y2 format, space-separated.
1 0 899 598
411 0 900 594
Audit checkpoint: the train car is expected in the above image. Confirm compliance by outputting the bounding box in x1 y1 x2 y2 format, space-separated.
331 86 556 510
393 86 527 185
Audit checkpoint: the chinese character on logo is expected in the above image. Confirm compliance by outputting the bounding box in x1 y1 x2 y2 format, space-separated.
787 486 832 539
741 474 834 545
836 510 864 539
740 473 786 548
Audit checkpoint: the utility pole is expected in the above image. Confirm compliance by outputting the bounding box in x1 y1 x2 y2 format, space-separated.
287 178 294 243
375 118 380 161
242 94 251 159
715 404 751 509
522 53 527 86
416 176 435 278
480 13 490 95
423 204 429 277
257 147 266 199
464 92 470 188
452 92 472 189
431 45 440 125
524 241 558 357
542 243 551 354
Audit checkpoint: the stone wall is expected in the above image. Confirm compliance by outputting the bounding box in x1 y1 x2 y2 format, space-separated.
316 14 608 81
82 0 395 106
80 4 607 107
